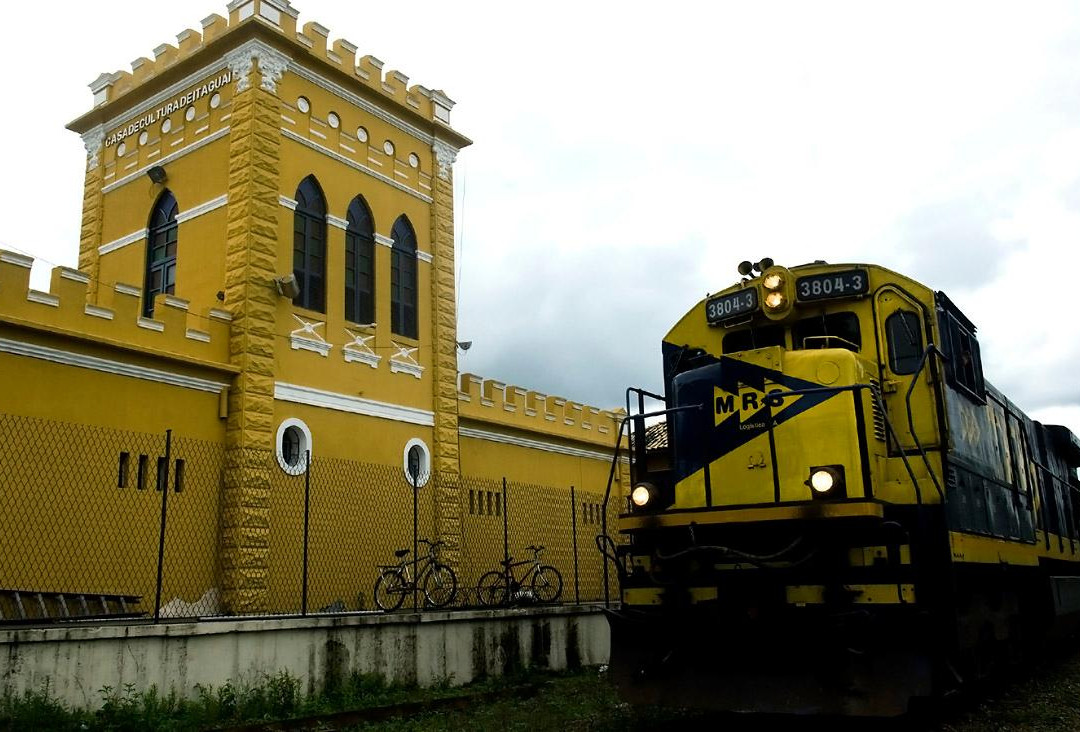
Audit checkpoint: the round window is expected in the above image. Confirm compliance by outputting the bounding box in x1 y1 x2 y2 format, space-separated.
161 118 172 134
185 106 196 122
356 126 368 143
297 96 311 113
383 140 395 156
327 111 340 129
210 93 221 109
276 418 312 475
116 142 127 156
138 131 148 146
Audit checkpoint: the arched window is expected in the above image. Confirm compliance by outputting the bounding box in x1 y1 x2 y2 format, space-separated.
293 176 327 313
390 215 418 338
144 190 179 318
345 196 375 325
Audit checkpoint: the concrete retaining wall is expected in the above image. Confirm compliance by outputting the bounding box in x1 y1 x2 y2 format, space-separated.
0 606 610 710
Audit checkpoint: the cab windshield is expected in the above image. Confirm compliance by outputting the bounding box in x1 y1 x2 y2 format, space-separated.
721 312 861 354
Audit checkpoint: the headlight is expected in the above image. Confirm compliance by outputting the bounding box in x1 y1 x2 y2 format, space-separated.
631 484 653 508
807 466 846 498
763 273 783 290
810 470 834 493
764 292 787 310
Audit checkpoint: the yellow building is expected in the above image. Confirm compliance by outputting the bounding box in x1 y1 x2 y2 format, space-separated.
0 0 624 615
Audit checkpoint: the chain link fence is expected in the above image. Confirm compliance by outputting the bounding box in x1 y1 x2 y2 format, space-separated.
0 413 621 626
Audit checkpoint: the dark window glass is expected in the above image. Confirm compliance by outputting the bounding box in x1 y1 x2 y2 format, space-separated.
282 427 301 467
144 190 179 318
390 215 418 338
344 196 375 324
886 310 924 374
938 301 986 402
117 452 129 488
792 312 861 351
722 325 785 354
293 176 327 313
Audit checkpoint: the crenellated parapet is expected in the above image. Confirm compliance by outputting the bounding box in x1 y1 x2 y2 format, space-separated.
0 251 231 370
457 373 623 448
85 0 456 129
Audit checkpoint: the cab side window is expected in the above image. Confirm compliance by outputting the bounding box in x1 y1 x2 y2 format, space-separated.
885 310 923 374
937 292 986 403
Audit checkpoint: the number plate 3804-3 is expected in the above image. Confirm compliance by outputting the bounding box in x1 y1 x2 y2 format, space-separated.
795 269 868 302
705 289 758 324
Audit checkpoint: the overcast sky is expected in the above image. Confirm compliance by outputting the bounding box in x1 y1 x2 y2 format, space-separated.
1 1 1078 436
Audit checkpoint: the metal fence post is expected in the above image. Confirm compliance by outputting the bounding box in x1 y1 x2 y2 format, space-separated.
502 477 509 581
301 449 311 616
571 485 580 604
153 429 172 622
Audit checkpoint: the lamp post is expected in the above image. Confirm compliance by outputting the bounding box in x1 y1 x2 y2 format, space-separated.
407 445 422 611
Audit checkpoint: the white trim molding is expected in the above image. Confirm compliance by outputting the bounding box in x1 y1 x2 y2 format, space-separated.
458 425 615 463
278 195 298 210
0 251 33 268
390 343 423 379
290 315 331 357
417 250 433 263
326 214 348 230
99 229 148 256
27 291 59 307
281 129 433 204
343 328 380 369
274 382 434 426
0 338 228 394
176 194 228 224
374 233 394 248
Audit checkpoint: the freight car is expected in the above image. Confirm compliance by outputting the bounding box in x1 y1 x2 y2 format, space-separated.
601 260 1080 715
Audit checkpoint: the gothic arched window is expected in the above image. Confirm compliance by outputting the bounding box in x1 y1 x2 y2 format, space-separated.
390 215 418 338
345 196 375 325
293 176 327 313
144 190 179 318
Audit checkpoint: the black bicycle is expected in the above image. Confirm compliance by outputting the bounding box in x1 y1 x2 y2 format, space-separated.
477 545 563 606
373 538 457 611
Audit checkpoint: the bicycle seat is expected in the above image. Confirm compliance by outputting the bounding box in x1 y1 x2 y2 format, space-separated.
394 549 409 558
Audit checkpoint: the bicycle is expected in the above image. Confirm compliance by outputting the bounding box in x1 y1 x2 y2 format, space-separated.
373 538 458 611
477 545 563 606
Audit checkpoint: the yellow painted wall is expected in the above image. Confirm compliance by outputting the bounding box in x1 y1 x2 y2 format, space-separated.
0 0 625 613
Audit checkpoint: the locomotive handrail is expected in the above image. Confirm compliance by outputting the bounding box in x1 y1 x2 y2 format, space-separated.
601 402 703 606
903 344 948 502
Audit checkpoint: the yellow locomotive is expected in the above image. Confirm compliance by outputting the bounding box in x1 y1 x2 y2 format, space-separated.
602 260 1080 715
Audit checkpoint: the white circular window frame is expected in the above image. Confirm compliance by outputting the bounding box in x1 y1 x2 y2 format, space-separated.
161 118 172 134
383 140 395 156
276 418 313 475
297 96 311 113
138 131 148 145
210 93 221 109
185 106 196 122
327 111 340 129
402 438 431 487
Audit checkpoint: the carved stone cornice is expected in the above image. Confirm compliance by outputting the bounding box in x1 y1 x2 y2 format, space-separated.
433 139 457 181
225 40 290 94
82 125 105 170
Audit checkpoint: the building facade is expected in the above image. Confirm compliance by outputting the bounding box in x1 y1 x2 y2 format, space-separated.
0 0 624 614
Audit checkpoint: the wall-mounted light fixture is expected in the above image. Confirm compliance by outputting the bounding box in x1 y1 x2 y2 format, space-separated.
275 274 300 299
456 341 472 351
146 165 167 184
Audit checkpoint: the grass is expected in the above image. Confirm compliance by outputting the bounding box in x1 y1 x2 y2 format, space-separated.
6 653 1080 730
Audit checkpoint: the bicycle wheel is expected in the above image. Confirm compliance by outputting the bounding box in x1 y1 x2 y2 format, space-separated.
531 565 563 603
374 569 407 611
477 570 509 606
424 563 458 609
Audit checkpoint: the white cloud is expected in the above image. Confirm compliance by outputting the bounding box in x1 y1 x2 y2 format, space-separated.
1 0 1078 437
